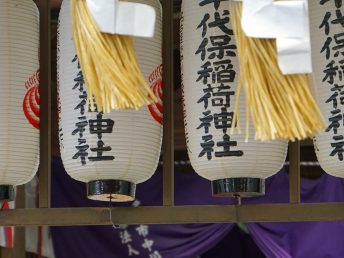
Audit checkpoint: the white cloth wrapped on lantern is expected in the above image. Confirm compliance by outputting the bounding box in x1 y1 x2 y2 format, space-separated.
58 0 163 201
0 0 40 199
85 0 156 37
239 0 312 75
311 0 344 177
181 0 287 196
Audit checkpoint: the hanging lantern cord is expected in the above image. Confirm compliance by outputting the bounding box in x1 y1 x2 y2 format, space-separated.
234 194 242 206
109 194 120 229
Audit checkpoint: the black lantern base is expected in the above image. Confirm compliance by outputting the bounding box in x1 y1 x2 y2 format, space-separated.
87 180 136 202
212 178 265 198
0 185 15 201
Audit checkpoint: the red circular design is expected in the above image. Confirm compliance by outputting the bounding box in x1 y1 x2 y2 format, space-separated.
23 71 40 129
148 78 163 125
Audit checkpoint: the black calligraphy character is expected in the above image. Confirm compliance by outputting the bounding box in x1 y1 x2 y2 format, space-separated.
326 91 339 108
73 144 89 165
208 35 236 59
214 107 234 133
195 38 209 61
212 59 236 83
326 109 342 134
197 84 213 110
196 61 213 84
320 12 331 35
74 91 87 115
321 37 332 60
72 55 81 69
330 135 344 161
89 113 114 135
212 84 235 108
72 118 88 138
323 60 339 84
197 110 213 134
89 140 114 161
73 71 85 92
331 84 344 105
199 135 215 160
197 13 210 37
209 11 233 35
215 134 243 158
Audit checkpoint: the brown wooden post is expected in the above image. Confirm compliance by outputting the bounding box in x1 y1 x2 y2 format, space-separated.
162 0 175 206
289 141 301 204
38 0 52 209
12 186 26 258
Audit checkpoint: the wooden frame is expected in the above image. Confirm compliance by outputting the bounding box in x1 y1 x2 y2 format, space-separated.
1 0 343 231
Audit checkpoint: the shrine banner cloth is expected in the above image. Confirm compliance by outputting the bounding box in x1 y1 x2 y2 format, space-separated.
243 169 344 258
51 157 344 258
51 157 234 258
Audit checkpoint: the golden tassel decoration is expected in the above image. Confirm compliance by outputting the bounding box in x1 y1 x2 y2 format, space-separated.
229 1 325 141
71 0 157 112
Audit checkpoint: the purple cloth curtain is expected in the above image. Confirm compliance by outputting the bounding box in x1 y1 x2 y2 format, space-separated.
243 170 344 258
51 157 235 258
201 225 266 258
51 155 344 258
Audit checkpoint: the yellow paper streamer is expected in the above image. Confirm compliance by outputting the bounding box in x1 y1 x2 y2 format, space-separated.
71 0 157 112
230 2 325 141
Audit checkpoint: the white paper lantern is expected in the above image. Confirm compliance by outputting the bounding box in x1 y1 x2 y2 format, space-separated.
181 0 287 196
0 0 40 201
58 0 163 201
311 1 344 177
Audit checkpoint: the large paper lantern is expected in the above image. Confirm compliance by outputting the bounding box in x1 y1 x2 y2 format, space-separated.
311 1 344 177
181 0 287 196
0 0 40 200
58 0 162 201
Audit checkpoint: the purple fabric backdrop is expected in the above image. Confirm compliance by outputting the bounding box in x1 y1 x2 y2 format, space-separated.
51 157 236 258
244 170 344 258
51 156 344 258
201 225 266 258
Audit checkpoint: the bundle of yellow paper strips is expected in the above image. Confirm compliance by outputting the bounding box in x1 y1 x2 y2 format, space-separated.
71 0 157 112
230 2 325 141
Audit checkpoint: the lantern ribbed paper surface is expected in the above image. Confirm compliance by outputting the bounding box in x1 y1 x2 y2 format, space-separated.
58 0 162 201
181 0 287 196
311 1 344 177
0 0 40 200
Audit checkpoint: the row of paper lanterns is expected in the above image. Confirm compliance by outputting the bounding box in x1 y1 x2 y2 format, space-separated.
0 0 341 201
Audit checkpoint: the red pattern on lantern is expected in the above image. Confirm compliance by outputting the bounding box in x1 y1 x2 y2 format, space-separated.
23 69 40 129
148 65 163 125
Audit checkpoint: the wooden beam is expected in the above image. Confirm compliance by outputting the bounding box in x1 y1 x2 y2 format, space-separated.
0 204 344 226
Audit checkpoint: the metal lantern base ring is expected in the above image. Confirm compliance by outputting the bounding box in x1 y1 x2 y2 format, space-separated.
87 180 136 202
212 178 265 198
0 185 15 201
